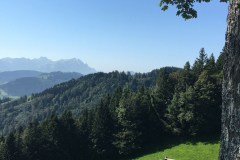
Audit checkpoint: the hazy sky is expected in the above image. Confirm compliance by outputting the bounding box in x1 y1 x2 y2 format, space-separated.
0 0 228 72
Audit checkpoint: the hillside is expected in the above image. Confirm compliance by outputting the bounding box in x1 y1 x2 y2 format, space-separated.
0 72 83 97
0 67 179 135
0 57 96 74
0 70 42 85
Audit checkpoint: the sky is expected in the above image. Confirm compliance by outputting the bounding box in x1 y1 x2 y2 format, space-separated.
0 0 228 73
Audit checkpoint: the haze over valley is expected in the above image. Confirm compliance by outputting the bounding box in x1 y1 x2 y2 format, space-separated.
0 57 95 98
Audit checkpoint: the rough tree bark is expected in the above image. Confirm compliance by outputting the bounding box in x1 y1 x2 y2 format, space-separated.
220 0 240 159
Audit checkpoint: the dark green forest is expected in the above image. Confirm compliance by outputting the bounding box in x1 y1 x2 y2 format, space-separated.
0 48 223 160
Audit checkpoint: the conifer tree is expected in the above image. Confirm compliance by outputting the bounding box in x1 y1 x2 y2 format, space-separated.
90 97 115 159
114 88 141 156
205 53 216 74
192 48 208 76
0 133 21 160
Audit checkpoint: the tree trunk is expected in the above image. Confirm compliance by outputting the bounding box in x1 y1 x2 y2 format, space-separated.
220 0 240 159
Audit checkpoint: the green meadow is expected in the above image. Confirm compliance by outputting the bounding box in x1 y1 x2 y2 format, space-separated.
135 139 219 160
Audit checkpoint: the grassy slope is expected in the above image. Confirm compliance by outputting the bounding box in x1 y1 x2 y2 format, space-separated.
135 141 219 160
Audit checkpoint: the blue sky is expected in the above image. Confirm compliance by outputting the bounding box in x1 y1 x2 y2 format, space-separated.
0 0 228 72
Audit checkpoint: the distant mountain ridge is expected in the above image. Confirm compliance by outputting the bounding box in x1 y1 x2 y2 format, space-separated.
0 57 96 74
0 71 83 97
0 70 42 85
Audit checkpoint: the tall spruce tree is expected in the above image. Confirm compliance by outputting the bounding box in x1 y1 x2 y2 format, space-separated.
192 48 208 76
90 97 115 159
205 53 216 74
114 88 142 156
0 133 21 160
59 111 79 160
193 71 221 135
23 122 50 160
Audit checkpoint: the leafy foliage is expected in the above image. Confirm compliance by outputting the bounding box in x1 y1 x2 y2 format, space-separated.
159 0 228 19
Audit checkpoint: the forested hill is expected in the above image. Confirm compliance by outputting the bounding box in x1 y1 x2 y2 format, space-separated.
0 67 179 135
0 70 42 85
0 48 223 160
0 72 83 97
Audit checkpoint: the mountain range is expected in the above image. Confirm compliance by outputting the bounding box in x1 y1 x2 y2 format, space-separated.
0 57 96 75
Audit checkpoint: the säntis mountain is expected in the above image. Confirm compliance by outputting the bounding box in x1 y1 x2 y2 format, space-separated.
0 57 96 75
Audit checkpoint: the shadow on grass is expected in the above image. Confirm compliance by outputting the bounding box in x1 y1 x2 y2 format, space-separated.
128 134 220 160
